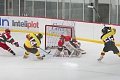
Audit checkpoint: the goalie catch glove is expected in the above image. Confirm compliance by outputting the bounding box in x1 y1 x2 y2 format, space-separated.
13 42 19 47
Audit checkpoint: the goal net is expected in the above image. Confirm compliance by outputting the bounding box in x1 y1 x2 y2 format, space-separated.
45 25 76 50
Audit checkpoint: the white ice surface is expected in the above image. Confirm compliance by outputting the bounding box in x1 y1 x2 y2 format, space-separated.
0 32 120 80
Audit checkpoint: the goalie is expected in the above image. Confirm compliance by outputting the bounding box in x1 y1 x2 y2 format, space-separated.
53 35 86 57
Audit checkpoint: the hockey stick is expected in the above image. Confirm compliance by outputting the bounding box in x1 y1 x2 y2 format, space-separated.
87 5 106 27
39 47 51 54
19 46 25 49
20 46 51 54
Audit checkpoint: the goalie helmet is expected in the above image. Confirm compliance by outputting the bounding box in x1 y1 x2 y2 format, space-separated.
60 35 64 39
5 28 10 34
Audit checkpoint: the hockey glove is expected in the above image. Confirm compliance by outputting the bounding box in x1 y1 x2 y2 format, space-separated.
33 44 38 48
14 42 19 47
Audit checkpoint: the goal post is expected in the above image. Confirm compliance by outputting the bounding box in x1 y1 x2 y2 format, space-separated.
45 25 76 50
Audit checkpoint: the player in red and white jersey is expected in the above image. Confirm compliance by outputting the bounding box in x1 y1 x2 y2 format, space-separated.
53 35 86 57
0 29 19 55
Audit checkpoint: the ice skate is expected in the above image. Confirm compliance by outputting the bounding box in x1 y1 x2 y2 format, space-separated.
12 52 16 56
77 52 81 58
42 55 45 57
23 55 28 59
37 56 43 60
9 50 16 56
97 57 103 61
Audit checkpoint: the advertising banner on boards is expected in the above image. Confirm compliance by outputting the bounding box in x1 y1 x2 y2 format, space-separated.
0 16 40 32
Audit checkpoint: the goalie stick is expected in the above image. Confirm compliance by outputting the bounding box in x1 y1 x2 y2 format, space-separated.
87 5 106 27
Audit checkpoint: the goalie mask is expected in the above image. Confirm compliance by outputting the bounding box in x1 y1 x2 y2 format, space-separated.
60 35 65 40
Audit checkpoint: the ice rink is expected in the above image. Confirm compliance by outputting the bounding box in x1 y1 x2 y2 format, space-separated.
0 32 120 80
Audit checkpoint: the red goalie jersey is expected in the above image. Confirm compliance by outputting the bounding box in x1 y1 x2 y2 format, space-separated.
53 35 85 57
58 35 77 47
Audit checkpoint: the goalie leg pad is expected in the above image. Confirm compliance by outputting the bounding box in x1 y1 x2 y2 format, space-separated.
74 42 81 48
53 49 61 57
63 50 69 57
79 48 86 54
65 42 80 57
76 50 82 58
74 41 86 54
65 42 75 53
63 50 68 55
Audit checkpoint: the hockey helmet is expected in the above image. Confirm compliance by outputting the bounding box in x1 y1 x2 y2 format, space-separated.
101 27 110 34
36 33 43 40
5 28 10 34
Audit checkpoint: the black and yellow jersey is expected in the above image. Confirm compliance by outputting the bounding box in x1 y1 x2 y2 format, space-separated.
101 27 115 43
24 33 41 48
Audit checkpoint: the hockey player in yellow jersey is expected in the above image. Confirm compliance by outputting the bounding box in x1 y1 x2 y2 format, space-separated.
23 33 43 60
98 27 120 61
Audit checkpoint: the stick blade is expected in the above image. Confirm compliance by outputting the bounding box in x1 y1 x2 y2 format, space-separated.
87 5 94 8
48 50 51 54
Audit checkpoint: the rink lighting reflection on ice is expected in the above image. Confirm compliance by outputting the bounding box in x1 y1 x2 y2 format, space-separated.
63 62 78 67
